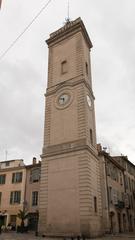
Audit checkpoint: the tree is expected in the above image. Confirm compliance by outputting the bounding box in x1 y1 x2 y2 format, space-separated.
17 209 29 231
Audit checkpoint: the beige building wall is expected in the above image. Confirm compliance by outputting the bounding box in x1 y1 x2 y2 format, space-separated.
99 154 110 233
99 149 135 234
24 161 41 231
25 163 40 213
0 160 26 227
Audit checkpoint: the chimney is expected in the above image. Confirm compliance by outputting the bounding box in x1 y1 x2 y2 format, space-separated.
97 143 102 153
32 157 37 165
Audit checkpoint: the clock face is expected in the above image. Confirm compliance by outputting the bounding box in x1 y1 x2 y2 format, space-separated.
58 94 70 105
55 90 73 109
87 95 92 107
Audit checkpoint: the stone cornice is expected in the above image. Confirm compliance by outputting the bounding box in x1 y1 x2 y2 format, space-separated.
99 151 125 171
45 76 95 99
0 165 26 173
41 139 98 159
46 17 92 49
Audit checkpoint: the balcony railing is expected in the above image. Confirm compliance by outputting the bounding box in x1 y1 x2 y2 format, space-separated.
115 201 125 209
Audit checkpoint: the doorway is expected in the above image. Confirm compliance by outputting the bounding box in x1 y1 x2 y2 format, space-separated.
117 212 122 233
123 213 126 232
0 215 7 226
28 212 38 231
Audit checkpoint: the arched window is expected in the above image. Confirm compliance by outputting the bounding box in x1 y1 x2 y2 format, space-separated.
94 196 97 212
85 62 88 75
90 129 93 145
61 60 67 74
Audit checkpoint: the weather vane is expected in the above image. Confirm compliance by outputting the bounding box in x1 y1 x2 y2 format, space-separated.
65 0 70 23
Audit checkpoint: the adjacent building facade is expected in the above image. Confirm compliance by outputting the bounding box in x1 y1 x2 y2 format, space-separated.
113 155 135 232
0 158 40 229
25 159 41 230
98 144 135 234
0 159 26 227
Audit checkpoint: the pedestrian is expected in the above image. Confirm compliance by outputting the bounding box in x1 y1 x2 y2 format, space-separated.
0 225 2 234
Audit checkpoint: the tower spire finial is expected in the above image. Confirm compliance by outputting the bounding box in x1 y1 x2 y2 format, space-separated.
68 0 70 21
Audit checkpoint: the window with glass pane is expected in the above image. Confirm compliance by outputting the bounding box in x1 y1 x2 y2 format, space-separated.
0 174 6 184
30 168 40 183
10 191 21 204
12 172 22 183
5 161 10 166
32 191 38 206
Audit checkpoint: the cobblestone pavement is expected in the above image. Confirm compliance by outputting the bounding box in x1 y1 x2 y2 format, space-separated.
0 233 135 240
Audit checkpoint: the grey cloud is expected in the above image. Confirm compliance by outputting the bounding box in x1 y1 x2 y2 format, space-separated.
0 60 44 162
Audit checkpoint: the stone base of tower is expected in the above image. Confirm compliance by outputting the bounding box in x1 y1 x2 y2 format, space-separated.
38 146 104 238
38 211 104 238
38 220 103 238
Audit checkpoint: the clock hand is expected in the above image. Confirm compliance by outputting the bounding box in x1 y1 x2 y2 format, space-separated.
60 97 64 101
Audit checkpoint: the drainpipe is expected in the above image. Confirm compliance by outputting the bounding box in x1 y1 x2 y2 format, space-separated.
104 156 111 233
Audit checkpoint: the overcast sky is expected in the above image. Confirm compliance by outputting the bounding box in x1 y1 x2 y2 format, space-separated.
0 0 135 164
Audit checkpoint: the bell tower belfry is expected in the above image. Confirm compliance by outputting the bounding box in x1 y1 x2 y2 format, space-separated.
39 18 103 237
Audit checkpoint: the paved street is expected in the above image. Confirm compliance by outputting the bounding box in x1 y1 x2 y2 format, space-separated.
0 232 135 240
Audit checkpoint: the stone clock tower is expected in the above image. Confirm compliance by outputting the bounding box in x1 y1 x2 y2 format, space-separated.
39 18 103 237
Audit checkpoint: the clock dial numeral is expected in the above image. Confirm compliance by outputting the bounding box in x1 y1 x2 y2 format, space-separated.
58 94 70 105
